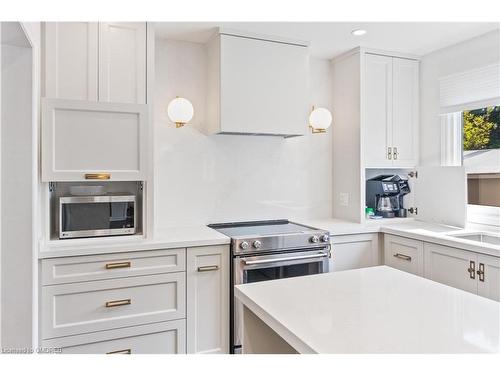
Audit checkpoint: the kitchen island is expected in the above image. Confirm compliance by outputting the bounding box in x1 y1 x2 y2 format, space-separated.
234 266 500 353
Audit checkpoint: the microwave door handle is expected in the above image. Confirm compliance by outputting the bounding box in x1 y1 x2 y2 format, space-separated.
243 252 328 266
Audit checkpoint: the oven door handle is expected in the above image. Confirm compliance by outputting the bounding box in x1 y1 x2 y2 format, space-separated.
242 252 329 266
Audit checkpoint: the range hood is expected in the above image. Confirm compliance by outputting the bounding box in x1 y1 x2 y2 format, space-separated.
204 28 310 138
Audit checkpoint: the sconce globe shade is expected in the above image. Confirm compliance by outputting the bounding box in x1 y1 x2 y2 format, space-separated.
309 107 332 130
167 97 194 125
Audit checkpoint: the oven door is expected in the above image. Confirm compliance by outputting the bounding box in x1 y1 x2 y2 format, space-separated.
232 247 330 352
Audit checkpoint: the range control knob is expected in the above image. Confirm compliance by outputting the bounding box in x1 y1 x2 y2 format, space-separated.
239 241 250 250
253 240 262 249
320 234 329 242
310 235 319 244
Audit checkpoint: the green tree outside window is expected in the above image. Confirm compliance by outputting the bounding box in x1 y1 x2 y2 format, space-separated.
463 106 500 151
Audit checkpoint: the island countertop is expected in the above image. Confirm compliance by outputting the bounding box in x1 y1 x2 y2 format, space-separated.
234 266 500 353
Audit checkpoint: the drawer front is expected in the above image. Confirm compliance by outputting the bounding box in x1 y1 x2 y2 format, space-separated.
42 273 186 339
384 235 424 276
42 248 186 285
42 320 186 354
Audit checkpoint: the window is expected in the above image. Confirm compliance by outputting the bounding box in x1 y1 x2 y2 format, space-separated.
462 106 500 226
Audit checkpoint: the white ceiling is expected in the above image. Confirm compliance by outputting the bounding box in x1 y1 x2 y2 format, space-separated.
154 22 500 59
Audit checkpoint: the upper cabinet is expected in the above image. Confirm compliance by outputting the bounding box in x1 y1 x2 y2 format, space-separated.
43 22 147 104
44 22 99 101
206 29 309 137
363 54 419 168
98 22 147 104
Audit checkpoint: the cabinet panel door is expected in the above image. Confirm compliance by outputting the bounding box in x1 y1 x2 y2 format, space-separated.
99 22 147 104
187 245 229 354
42 273 186 339
330 233 380 272
42 320 186 354
424 243 477 294
392 58 419 167
363 53 393 167
41 98 148 181
219 34 308 136
42 248 186 285
384 234 423 276
44 22 98 100
477 254 500 302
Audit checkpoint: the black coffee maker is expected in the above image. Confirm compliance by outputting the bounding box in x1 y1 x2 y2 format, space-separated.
366 175 410 218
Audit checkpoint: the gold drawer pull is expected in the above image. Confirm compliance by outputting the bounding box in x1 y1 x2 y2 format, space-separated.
106 349 131 354
393 253 412 261
85 173 111 180
105 299 131 308
105 261 131 270
197 265 219 272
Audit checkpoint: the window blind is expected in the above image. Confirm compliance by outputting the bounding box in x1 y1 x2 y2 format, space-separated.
439 63 500 113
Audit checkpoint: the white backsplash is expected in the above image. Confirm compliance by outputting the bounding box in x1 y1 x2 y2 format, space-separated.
154 39 333 227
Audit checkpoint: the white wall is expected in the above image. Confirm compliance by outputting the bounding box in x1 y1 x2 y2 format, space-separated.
420 29 500 166
154 39 333 227
1 30 34 349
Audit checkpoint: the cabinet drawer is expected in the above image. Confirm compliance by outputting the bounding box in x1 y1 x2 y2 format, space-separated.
42 273 186 339
42 320 186 354
42 248 185 285
384 234 423 276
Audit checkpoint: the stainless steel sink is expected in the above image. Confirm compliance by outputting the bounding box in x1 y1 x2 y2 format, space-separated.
450 233 500 246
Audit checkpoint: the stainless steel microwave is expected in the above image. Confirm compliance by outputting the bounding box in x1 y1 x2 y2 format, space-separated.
59 195 136 239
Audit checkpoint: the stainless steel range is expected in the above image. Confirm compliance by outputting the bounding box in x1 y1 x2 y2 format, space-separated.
208 219 330 354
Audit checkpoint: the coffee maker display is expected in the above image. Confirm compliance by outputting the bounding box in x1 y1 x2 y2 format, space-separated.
366 175 411 218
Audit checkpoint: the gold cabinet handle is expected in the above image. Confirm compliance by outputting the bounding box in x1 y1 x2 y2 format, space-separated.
197 265 219 272
106 349 131 354
477 263 485 282
393 253 412 261
393 147 398 160
105 299 131 308
85 173 111 180
468 260 476 279
387 147 392 160
105 261 131 270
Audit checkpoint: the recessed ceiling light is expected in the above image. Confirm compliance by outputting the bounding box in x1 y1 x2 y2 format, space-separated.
351 29 367 36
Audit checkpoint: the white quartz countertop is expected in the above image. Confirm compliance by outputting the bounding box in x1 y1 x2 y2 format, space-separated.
39 225 230 258
299 218 500 257
235 266 500 353
39 217 500 259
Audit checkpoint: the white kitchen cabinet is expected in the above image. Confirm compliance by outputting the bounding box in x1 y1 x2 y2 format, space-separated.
391 57 419 167
363 54 419 168
43 22 147 104
364 54 393 167
42 272 186 339
423 243 478 294
98 22 147 104
44 22 98 101
187 245 229 354
41 248 186 285
42 320 186 354
477 253 500 302
206 29 309 137
41 98 148 181
329 233 380 272
383 234 424 276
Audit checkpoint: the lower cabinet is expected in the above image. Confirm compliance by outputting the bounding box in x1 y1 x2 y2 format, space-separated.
42 320 186 354
186 245 230 354
42 272 186 339
424 243 478 294
329 233 380 272
384 234 424 276
477 253 500 301
425 243 500 302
